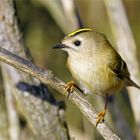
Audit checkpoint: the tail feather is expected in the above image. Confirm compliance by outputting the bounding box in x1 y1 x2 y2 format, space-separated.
124 77 140 89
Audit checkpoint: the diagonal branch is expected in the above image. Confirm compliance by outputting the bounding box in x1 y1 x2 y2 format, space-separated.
0 0 69 139
0 47 121 140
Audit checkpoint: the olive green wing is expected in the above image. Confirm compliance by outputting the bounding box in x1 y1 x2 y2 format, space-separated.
108 56 130 80
108 54 140 88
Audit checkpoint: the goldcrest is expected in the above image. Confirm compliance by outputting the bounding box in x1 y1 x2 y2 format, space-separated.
53 28 140 126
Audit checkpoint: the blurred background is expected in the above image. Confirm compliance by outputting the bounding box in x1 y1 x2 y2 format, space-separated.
14 0 140 140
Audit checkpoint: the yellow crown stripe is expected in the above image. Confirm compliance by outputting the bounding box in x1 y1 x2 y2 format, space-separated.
68 28 92 37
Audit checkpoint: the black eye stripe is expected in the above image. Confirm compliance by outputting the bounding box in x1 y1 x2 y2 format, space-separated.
74 40 81 46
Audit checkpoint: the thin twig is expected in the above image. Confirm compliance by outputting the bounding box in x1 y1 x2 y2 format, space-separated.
0 47 121 140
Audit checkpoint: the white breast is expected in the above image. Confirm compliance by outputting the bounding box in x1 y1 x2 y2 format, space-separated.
67 56 97 94
67 56 123 96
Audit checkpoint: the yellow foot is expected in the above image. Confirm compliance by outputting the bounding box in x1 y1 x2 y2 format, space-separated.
65 81 75 97
96 110 106 127
65 81 83 97
65 81 75 92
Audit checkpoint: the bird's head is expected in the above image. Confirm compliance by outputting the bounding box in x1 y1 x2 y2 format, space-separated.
53 28 106 58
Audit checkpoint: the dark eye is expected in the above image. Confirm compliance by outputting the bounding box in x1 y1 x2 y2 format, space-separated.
74 40 81 46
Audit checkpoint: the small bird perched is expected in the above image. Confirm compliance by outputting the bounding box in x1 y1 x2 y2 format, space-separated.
53 28 140 126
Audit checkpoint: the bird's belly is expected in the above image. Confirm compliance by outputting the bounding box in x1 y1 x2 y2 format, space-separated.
87 70 124 95
68 60 124 96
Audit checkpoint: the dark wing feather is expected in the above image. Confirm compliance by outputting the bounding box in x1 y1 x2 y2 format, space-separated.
103 39 140 88
108 55 140 88
108 52 130 80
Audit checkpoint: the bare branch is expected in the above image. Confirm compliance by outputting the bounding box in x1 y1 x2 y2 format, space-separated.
0 0 69 139
0 47 121 140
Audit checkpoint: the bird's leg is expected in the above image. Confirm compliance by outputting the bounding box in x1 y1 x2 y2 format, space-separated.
65 81 83 97
65 81 75 93
96 94 109 127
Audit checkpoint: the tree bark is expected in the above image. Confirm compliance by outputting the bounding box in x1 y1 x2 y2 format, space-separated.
0 0 69 140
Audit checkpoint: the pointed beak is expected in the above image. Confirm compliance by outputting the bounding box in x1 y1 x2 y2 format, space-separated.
53 44 67 49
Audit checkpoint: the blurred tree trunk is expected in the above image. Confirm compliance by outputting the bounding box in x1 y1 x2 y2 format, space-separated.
0 76 9 140
0 0 69 140
104 0 140 139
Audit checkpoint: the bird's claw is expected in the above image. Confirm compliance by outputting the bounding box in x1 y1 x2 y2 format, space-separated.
65 81 83 98
65 81 75 92
96 110 106 127
65 81 75 98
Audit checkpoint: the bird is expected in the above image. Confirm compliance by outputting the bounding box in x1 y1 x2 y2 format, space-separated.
53 28 140 126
